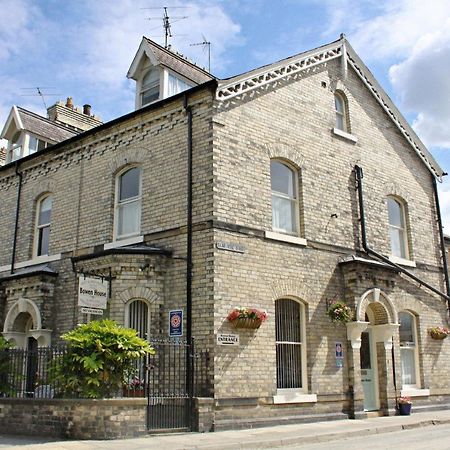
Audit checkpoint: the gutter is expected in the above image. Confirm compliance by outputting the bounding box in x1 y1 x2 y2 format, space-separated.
10 161 23 274
354 165 450 305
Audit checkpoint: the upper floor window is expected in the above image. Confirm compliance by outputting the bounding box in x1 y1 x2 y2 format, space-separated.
115 167 142 240
28 136 48 155
275 298 307 392
35 195 52 256
387 196 409 259
141 69 160 106
167 73 193 97
270 160 299 235
334 92 348 132
399 311 419 388
8 131 22 163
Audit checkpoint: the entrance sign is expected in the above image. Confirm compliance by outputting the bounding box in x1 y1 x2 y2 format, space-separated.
81 307 103 316
169 310 183 336
78 276 108 309
217 334 240 346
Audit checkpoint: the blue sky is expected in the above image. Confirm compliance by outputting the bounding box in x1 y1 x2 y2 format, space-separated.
1 0 450 227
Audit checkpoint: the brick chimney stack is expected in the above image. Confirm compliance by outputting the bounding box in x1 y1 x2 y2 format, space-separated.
47 98 102 132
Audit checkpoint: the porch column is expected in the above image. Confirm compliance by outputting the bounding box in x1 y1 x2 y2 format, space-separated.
346 321 369 418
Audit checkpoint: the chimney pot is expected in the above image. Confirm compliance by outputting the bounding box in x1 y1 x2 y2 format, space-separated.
66 97 74 109
83 104 92 116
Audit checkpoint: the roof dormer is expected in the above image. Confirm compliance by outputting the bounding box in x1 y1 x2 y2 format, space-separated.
127 37 214 110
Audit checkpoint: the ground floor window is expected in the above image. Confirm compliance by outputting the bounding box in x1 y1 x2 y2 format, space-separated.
275 298 306 390
126 299 150 341
399 311 419 387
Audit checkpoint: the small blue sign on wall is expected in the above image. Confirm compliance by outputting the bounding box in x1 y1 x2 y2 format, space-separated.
169 310 183 337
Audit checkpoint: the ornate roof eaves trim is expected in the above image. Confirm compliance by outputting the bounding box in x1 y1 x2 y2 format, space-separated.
1 106 23 139
345 42 444 179
216 42 342 101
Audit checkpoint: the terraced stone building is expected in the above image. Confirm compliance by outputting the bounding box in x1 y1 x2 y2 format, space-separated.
0 35 449 430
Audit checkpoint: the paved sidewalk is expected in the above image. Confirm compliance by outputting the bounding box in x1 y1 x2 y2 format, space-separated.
1 409 450 449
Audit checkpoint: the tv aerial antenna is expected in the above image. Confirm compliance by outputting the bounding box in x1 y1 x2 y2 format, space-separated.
20 87 60 110
190 35 211 72
142 6 188 48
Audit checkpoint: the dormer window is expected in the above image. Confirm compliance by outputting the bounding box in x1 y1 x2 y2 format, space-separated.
29 136 48 155
167 73 193 97
141 69 160 106
8 131 22 163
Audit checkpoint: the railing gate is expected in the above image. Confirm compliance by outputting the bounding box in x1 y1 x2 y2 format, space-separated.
146 338 193 432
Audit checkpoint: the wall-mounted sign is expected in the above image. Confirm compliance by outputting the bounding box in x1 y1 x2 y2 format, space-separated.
336 342 344 368
81 307 103 316
169 310 183 337
78 276 108 309
216 241 246 254
217 333 240 346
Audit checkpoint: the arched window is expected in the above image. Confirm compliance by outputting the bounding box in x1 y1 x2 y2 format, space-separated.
387 196 409 259
115 167 142 240
334 92 347 131
275 298 307 392
270 160 299 235
399 311 419 388
141 69 160 106
35 195 52 256
126 299 150 341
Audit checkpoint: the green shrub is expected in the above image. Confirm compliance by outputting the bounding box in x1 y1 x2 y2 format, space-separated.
50 319 154 398
0 336 13 395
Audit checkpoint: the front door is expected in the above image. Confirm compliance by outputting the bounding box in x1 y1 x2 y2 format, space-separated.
360 330 378 411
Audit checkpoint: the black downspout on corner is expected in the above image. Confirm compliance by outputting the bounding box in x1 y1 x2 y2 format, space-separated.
184 94 194 410
432 176 450 315
11 161 23 274
354 165 450 303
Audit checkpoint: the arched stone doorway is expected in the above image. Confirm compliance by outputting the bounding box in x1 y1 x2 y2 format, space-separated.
346 288 399 417
2 298 52 348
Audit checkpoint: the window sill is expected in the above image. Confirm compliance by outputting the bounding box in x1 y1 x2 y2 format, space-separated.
0 254 63 272
400 388 430 398
265 231 307 247
332 127 358 143
104 235 144 250
273 392 317 404
389 255 416 268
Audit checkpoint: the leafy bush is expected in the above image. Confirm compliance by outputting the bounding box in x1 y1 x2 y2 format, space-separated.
0 336 13 395
49 319 154 398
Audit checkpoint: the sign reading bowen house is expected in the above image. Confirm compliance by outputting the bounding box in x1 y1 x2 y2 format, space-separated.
78 276 108 309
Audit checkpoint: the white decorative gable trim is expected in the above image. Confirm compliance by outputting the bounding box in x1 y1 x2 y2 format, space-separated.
217 42 342 101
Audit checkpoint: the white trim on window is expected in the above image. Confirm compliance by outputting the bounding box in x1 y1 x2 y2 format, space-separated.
400 388 429 398
34 194 53 257
265 231 307 246
334 92 348 132
104 235 144 250
389 255 416 268
387 196 410 260
332 127 358 143
273 392 317 404
0 253 62 273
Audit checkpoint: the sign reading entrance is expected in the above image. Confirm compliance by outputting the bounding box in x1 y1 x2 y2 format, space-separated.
78 276 108 309
169 310 183 336
217 334 239 346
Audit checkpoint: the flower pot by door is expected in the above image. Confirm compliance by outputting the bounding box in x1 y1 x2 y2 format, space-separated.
398 403 412 415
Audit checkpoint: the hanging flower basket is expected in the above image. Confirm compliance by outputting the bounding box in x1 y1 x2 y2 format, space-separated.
428 326 450 340
227 308 267 330
326 300 353 324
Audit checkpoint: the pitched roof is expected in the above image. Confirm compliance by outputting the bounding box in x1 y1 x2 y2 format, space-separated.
128 37 214 85
216 36 444 179
17 107 78 143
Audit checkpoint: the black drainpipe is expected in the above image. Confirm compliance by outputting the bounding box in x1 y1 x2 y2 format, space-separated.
354 165 450 303
11 161 23 274
183 94 194 409
432 176 450 314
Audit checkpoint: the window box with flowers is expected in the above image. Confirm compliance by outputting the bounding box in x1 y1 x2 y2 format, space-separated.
428 326 450 340
327 300 353 324
227 307 268 329
398 396 412 415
